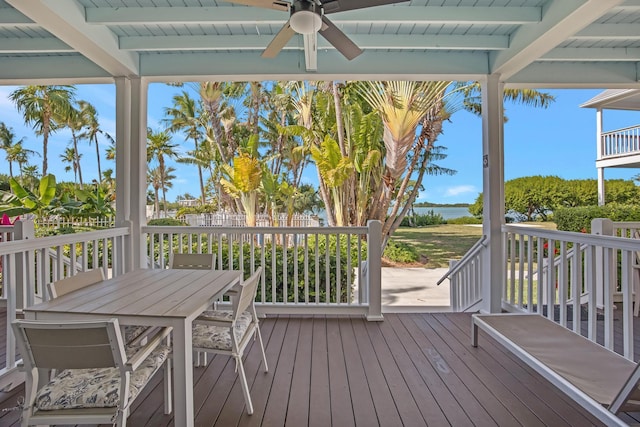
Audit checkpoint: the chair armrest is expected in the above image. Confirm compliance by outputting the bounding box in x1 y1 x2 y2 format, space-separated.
126 326 172 371
127 326 157 347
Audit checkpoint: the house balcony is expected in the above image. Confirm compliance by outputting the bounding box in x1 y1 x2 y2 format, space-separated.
2 221 640 425
597 124 640 169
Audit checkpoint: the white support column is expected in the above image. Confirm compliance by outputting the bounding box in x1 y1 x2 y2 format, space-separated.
596 108 605 206
480 74 505 314
114 77 131 226
129 78 148 269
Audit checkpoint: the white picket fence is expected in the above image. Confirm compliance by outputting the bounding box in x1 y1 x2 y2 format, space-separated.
35 216 115 229
181 212 320 227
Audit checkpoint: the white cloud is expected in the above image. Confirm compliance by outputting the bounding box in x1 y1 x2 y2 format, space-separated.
445 185 476 197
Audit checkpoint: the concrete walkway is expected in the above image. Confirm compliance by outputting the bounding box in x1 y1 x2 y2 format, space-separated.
381 267 451 313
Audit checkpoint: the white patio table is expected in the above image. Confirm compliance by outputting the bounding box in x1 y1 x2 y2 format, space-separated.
23 268 241 427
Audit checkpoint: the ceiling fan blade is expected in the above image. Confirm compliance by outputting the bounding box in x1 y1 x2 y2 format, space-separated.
321 0 408 14
262 22 296 58
224 0 289 11
318 16 362 60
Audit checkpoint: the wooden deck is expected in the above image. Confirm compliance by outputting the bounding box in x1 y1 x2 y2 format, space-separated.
0 312 639 426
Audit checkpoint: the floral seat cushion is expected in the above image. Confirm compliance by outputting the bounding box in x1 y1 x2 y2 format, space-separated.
34 345 170 411
197 309 237 322
124 325 148 344
192 311 253 351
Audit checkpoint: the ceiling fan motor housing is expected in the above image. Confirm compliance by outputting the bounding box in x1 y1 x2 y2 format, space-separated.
290 0 323 34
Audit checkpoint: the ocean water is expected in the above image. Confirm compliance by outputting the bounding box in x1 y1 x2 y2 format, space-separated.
411 206 471 219
315 206 471 225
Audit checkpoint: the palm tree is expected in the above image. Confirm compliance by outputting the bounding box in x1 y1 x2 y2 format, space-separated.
0 123 25 178
77 100 105 181
164 91 207 204
147 129 178 215
148 166 162 219
60 146 82 184
148 166 176 218
63 105 86 188
359 81 452 235
8 142 39 181
9 85 75 175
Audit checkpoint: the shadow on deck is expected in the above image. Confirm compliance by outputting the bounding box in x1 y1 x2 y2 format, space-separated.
0 312 639 426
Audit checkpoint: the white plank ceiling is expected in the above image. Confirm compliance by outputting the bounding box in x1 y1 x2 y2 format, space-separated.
1 0 639 87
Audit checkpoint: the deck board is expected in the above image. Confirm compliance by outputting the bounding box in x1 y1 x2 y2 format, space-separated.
1 311 634 426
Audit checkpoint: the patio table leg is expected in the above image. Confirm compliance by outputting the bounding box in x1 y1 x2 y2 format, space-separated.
172 319 194 427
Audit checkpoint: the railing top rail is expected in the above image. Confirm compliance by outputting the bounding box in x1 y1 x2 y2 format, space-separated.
612 221 640 229
602 124 640 135
142 225 369 234
0 226 130 256
502 224 640 251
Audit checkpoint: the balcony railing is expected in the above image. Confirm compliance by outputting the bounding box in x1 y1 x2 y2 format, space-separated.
600 124 640 159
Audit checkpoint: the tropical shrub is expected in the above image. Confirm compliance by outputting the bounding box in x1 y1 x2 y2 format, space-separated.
555 204 640 232
446 216 482 225
148 233 364 303
399 210 446 227
147 218 187 226
383 240 419 263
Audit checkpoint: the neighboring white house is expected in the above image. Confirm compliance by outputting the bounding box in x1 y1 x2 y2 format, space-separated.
581 90 640 206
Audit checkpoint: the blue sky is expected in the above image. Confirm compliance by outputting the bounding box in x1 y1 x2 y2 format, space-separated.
0 84 638 204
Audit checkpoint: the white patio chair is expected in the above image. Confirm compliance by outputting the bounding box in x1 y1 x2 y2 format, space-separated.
168 253 218 365
47 269 150 346
169 252 216 270
12 318 172 427
192 267 268 415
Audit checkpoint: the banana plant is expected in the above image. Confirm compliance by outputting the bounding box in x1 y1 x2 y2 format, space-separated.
310 135 354 226
0 174 57 217
76 187 115 218
220 140 263 226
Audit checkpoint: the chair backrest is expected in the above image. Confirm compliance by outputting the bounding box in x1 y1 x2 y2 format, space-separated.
12 319 126 371
47 269 105 299
169 253 215 270
234 267 262 322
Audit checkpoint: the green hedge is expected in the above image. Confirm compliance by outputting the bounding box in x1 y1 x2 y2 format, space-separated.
555 204 640 232
149 234 365 303
399 210 446 226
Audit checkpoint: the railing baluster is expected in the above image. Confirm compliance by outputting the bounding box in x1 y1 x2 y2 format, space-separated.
325 234 330 304
336 233 341 304
315 234 320 304
304 234 309 304
293 233 299 304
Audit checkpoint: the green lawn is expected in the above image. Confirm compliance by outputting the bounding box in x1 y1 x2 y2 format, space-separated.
388 222 556 268
389 224 483 268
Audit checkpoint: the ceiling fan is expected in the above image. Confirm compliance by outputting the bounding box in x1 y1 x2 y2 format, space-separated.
225 0 408 66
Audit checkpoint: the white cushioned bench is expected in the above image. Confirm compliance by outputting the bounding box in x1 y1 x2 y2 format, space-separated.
472 313 640 427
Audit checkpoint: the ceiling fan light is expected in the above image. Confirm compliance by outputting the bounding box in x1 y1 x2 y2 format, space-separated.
290 11 322 34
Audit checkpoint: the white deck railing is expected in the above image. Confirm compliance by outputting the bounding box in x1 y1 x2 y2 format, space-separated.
503 224 640 361
600 124 640 159
142 222 382 319
0 224 130 391
438 236 486 311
